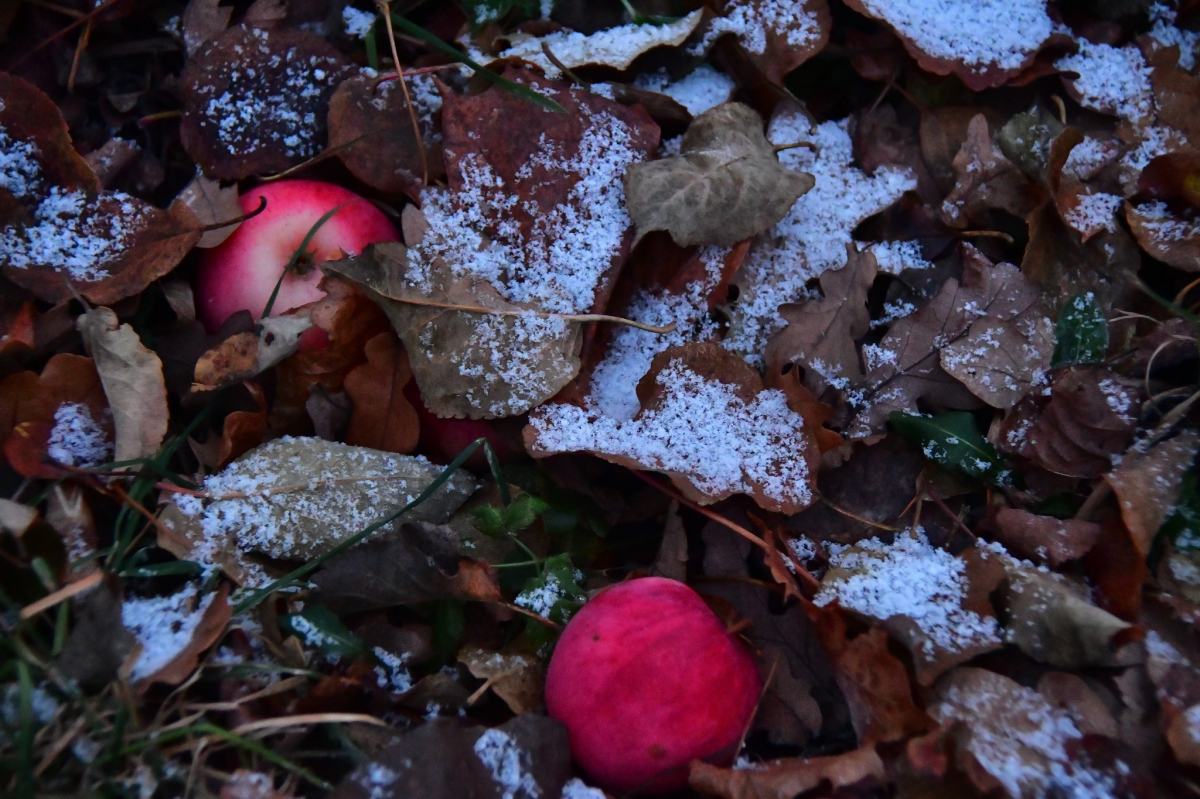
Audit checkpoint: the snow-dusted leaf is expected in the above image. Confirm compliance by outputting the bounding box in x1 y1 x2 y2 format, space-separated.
630 65 736 118
167 437 477 584
814 535 1004 684
890 411 1011 486
625 102 814 247
77 307 168 463
180 25 353 179
690 0 832 84
496 10 703 77
988 508 1100 568
527 343 819 514
0 72 99 200
722 106 915 364
1127 201 1200 272
126 583 232 688
326 72 443 202
689 745 884 799
459 646 544 715
765 245 876 396
326 242 583 420
937 114 1028 229
848 248 1049 437
1107 431 1200 555
926 667 1142 796
843 0 1055 91
939 314 1055 409
1052 292 1108 367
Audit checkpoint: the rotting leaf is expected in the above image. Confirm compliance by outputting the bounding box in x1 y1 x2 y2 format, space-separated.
765 245 876 396
1107 431 1200 556
624 102 815 247
166 437 477 584
310 520 503 614
689 745 884 799
77 307 168 463
890 411 1011 486
343 332 419 455
179 25 353 180
527 343 820 514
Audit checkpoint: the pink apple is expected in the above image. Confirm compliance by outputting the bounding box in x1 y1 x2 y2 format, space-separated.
195 180 397 346
545 577 761 794
402 380 525 466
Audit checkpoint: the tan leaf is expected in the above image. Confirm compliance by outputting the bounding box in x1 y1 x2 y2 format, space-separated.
325 243 582 420
689 745 884 799
458 646 544 715
138 584 232 689
0 498 35 536
77 307 168 462
1107 431 1200 555
191 313 312 393
988 508 1101 567
497 10 703 76
832 626 930 745
343 332 419 455
625 103 814 247
527 343 819 514
178 172 242 248
940 315 1055 408
765 245 876 395
650 499 688 582
1037 672 1119 738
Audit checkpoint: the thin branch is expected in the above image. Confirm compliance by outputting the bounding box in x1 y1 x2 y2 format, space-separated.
19 572 103 619
376 1 429 186
373 292 679 333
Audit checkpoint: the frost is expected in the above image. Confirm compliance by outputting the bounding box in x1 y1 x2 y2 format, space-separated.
373 647 412 693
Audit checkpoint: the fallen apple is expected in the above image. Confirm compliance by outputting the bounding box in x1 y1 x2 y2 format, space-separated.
402 380 526 466
545 576 761 794
195 179 397 348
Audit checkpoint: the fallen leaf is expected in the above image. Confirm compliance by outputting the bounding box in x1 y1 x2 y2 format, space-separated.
212 381 269 469
937 114 1034 229
528 343 820 514
178 172 242 248
830 626 930 745
1037 672 1120 738
987 508 1101 567
1107 431 1200 555
181 0 232 55
58 579 136 689
179 25 353 179
692 0 832 84
77 307 169 463
650 499 688 582
332 715 571 799
0 497 36 535
1168 706 1200 767
84 138 141 188
138 583 232 688
459 645 544 715
689 745 884 799
765 245 876 396
166 437 477 585
1126 200 1200 272
497 10 703 76
191 313 313 393
624 102 814 247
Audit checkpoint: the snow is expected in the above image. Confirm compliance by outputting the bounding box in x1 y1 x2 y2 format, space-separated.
560 778 606 799
723 112 915 364
692 0 823 56
46 402 112 468
530 358 813 508
0 188 150 282
1062 136 1118 181
1120 126 1187 175
1150 2 1198 71
342 7 375 39
122 583 215 681
854 0 1053 71
931 670 1127 799
0 124 43 200
1055 40 1154 122
1064 192 1122 237
498 11 703 78
473 729 541 799
515 574 564 617
813 533 1000 655
1133 201 1200 242
633 65 737 116
373 647 412 693
870 240 934 274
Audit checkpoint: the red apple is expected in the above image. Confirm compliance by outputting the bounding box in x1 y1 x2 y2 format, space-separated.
545 577 761 794
195 180 397 347
402 380 526 466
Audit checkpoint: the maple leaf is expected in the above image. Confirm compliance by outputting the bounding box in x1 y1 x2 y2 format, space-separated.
625 102 814 248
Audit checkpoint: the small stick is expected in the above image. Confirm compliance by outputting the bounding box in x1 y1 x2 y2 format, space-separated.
374 292 679 334
19 571 103 620
232 713 386 736
375 1 429 186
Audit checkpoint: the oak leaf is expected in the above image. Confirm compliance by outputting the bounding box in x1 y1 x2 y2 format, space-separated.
624 102 815 247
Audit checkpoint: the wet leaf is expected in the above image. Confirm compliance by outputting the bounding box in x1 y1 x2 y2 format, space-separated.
625 103 814 248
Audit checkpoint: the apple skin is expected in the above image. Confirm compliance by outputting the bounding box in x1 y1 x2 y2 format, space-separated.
545 577 761 794
401 380 525 466
195 180 397 344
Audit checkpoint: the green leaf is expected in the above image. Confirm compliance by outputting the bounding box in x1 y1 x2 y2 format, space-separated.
280 605 368 660
518 554 588 652
472 504 508 539
1162 472 1200 552
890 411 1012 486
387 12 567 114
1052 292 1108 366
504 494 549 532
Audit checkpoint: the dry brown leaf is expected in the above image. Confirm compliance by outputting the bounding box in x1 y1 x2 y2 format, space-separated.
1107 431 1200 555
939 313 1055 409
211 381 269 469
180 25 352 180
84 138 141 188
1167 706 1200 767
138 583 232 689
527 343 820 514
326 73 441 202
458 645 544 715
766 245 876 396
689 745 884 799
191 314 312 393
178 172 242 248
624 102 814 247
694 0 831 84
181 0 232 55
831 626 930 745
343 332 419 455
1037 672 1120 738
938 114 1033 229
1126 200 1200 272
651 499 688 582
988 508 1101 567
0 498 35 536
77 307 168 463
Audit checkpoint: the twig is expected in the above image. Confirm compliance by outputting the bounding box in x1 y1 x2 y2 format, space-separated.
375 1 428 186
924 484 976 540
372 291 679 333
817 494 897 531
19 572 103 619
540 42 589 88
493 601 562 630
232 713 386 736
67 17 93 93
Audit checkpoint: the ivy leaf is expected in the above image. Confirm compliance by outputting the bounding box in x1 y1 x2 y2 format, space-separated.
280 604 368 660
472 493 549 540
516 554 588 651
1052 292 1108 367
889 411 1012 486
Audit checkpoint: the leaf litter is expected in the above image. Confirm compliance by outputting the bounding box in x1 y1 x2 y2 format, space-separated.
4 1 1200 798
